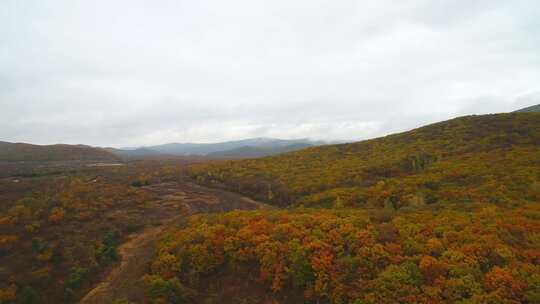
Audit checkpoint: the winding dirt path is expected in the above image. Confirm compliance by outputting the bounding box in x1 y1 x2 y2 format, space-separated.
79 182 270 304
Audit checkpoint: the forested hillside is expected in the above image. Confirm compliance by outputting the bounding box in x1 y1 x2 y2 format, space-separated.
191 113 540 208
144 205 540 303
139 113 540 304
515 104 540 113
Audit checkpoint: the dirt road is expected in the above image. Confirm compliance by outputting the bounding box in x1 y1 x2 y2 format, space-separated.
79 182 270 304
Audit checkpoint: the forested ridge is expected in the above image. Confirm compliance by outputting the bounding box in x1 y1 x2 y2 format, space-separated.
0 142 120 162
190 113 540 209
139 113 540 303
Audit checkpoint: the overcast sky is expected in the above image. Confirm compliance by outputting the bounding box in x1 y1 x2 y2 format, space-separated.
1 0 539 147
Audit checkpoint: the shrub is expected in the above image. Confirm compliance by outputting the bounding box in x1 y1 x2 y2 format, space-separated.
48 207 65 223
65 267 88 289
142 275 194 303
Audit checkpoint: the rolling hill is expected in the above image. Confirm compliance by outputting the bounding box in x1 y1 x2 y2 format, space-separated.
148 112 540 304
190 112 540 207
0 142 121 162
515 103 540 113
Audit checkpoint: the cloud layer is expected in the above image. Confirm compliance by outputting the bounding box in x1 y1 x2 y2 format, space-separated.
1 0 539 146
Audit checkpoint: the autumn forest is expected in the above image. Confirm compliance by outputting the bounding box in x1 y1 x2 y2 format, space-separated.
0 112 539 304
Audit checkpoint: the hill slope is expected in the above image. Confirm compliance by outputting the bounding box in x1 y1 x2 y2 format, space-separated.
146 112 540 304
191 113 540 207
515 104 540 113
0 142 120 162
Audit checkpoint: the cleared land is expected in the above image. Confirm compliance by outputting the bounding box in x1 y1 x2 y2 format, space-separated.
80 182 270 303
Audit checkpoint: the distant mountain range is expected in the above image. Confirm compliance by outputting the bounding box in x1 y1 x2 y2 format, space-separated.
109 138 334 159
3 104 536 162
0 138 334 162
206 142 315 158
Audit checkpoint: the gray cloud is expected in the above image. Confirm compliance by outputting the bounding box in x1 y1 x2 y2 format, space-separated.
1 0 539 147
